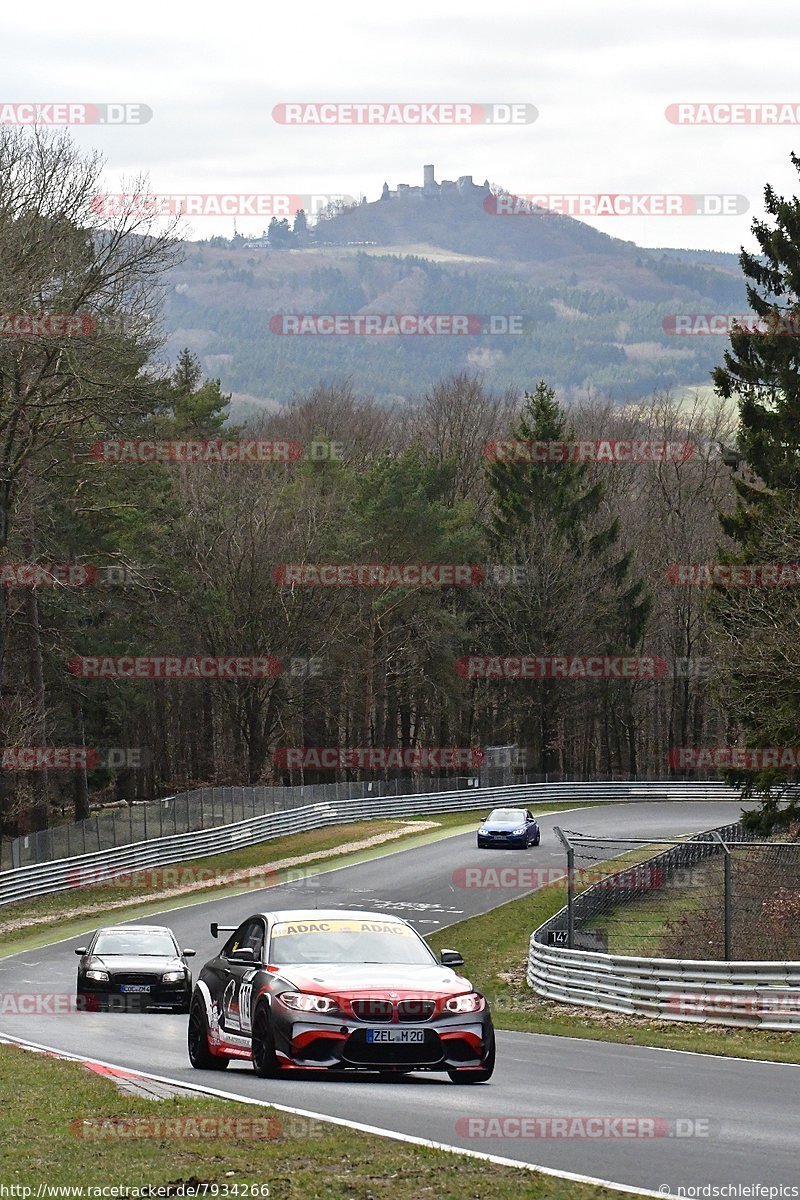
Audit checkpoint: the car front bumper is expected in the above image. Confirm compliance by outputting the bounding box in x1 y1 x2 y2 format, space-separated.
477 833 528 847
77 981 192 1011
270 1006 494 1072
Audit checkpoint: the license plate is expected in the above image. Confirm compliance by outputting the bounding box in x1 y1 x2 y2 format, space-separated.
366 1029 425 1043
120 984 151 994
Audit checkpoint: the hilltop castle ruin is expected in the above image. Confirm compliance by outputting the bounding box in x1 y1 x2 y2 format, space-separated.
380 165 491 201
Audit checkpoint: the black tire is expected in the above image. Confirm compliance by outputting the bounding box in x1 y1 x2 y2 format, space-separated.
188 996 229 1070
447 1036 495 1084
251 1003 282 1078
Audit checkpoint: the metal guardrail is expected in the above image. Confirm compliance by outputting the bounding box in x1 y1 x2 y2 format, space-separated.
0 780 738 908
528 819 800 1030
1 775 485 871
1 772 741 871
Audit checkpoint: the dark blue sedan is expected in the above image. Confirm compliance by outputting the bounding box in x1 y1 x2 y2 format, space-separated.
476 807 540 849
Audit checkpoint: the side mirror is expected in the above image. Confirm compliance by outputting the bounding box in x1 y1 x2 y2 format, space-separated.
182 949 196 958
75 947 88 956
440 948 464 967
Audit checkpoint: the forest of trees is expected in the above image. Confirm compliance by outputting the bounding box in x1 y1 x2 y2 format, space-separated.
167 238 745 403
3 129 800 837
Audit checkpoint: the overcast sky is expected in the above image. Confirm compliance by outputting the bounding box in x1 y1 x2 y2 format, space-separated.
5 0 800 253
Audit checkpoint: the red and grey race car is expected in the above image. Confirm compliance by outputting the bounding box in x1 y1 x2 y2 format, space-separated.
187 908 495 1083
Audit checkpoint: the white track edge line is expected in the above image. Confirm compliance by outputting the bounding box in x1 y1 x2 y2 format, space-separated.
0 1031 679 1200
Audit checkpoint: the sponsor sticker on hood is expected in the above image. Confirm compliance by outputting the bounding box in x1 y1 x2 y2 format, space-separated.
271 919 415 937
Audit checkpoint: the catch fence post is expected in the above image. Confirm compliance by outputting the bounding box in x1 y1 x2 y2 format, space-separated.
712 832 732 961
554 826 575 949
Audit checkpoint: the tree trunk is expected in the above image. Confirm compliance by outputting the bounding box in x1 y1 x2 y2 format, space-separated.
70 692 90 820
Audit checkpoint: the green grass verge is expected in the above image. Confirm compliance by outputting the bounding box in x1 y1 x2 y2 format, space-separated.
0 804 584 958
587 869 713 956
427 869 800 1065
0 1043 644 1199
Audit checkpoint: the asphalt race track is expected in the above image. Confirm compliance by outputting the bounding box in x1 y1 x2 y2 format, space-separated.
3 800 796 1195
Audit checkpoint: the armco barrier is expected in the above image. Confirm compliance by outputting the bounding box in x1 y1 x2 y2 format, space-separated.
528 819 800 1030
0 780 737 908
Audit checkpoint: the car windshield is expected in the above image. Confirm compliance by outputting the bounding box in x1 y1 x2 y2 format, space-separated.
268 918 436 966
487 809 525 822
93 932 177 957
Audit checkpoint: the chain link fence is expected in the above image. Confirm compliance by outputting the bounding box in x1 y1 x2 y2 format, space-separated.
0 759 611 872
548 824 800 961
0 775 487 871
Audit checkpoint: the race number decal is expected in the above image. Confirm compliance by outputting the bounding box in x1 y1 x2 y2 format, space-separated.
239 970 258 1033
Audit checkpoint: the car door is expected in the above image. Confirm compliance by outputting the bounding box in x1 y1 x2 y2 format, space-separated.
220 918 265 1036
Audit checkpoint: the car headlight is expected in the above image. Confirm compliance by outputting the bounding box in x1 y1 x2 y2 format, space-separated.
280 991 339 1014
444 992 485 1014
85 968 109 982
478 827 488 835
162 970 185 984
512 827 526 835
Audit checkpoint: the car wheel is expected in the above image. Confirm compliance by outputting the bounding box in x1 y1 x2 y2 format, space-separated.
251 1003 282 1078
447 1037 495 1084
534 831 541 845
188 996 229 1070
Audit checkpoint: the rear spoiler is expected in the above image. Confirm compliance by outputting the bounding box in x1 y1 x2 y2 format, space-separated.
210 922 237 939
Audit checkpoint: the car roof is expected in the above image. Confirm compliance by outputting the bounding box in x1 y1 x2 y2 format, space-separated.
248 909 409 924
95 925 175 934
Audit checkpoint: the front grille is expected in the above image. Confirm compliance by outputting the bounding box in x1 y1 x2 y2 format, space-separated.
343 1030 443 1066
350 998 436 1022
351 999 393 1022
111 973 159 986
397 1000 435 1022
